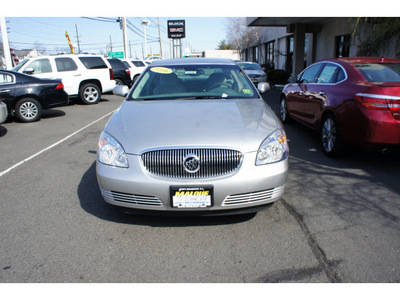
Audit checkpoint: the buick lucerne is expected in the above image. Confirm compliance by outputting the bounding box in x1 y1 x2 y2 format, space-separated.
96 58 288 216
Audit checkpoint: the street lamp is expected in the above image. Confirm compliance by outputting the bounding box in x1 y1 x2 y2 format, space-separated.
142 20 150 59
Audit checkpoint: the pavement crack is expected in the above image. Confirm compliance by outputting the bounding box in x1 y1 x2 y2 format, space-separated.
280 198 342 283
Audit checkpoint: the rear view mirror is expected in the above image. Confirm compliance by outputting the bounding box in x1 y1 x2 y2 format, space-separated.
257 82 271 94
288 76 297 83
113 85 129 97
23 68 35 75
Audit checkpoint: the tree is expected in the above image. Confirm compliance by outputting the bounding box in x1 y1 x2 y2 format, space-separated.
225 17 264 52
217 39 234 50
34 41 47 55
350 17 400 57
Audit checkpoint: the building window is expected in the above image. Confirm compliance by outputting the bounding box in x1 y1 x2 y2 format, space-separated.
335 34 350 58
265 41 275 69
253 46 258 63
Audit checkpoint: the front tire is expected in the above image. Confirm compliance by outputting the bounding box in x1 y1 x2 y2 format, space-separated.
321 114 346 157
15 98 42 122
79 83 100 105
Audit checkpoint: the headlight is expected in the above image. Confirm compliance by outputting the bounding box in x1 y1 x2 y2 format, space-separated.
256 129 288 165
98 131 129 168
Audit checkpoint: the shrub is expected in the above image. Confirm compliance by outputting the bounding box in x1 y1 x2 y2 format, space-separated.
267 69 290 85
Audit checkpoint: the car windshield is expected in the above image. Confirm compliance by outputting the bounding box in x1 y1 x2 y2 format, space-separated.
11 59 29 71
128 64 258 100
355 63 400 82
238 63 262 71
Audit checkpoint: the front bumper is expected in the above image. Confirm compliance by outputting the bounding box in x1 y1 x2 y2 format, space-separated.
96 151 288 214
0 100 8 124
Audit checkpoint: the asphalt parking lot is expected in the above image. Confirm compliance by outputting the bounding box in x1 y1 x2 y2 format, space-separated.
0 90 399 283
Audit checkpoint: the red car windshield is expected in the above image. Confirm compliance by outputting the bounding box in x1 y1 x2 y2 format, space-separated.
355 63 400 82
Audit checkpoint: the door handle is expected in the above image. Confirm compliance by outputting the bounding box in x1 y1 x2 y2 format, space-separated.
74 74 82 77
0 89 10 94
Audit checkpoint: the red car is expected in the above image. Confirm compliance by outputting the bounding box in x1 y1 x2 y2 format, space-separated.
280 57 400 156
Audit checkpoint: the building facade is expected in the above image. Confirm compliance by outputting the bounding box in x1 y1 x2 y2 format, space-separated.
244 17 398 77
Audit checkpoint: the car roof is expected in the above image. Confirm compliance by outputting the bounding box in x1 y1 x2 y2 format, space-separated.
322 57 400 65
150 57 236 66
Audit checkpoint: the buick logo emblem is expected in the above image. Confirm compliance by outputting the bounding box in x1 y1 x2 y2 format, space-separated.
183 154 200 173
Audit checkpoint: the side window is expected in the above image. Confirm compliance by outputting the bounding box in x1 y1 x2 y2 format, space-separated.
132 61 145 67
299 64 323 84
26 59 52 74
0 73 14 84
78 57 107 69
316 64 339 83
335 68 346 83
55 57 78 72
122 61 130 69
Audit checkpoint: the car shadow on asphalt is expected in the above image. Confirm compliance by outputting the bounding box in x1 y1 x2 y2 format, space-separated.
41 109 66 119
68 97 110 106
77 162 256 227
0 125 7 137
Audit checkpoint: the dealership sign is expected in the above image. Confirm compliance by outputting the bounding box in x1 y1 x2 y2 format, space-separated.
168 20 185 39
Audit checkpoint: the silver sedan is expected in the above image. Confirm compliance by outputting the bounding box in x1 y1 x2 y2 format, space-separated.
96 58 288 216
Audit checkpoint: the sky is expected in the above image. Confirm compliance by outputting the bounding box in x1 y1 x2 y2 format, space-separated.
4 17 230 59
1 0 395 60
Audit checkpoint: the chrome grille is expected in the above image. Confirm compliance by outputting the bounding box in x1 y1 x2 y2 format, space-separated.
101 189 164 207
141 148 242 178
222 185 285 206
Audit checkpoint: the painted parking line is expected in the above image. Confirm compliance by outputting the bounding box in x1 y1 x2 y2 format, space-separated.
0 110 115 178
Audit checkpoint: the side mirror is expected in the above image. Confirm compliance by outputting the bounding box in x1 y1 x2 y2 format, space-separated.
257 82 271 94
288 76 297 84
113 85 129 97
23 67 35 75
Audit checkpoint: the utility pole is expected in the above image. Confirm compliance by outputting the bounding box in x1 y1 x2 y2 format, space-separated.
75 24 81 53
158 17 163 57
121 17 128 59
142 20 150 58
0 17 12 69
109 35 113 52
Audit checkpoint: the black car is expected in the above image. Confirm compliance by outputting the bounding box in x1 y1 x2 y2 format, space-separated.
107 58 133 87
0 70 68 122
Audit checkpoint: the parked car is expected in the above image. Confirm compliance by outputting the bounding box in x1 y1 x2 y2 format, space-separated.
0 100 7 124
107 58 132 87
121 59 147 83
143 56 164 65
12 54 115 105
0 69 68 122
281 57 400 156
96 58 288 216
237 62 267 85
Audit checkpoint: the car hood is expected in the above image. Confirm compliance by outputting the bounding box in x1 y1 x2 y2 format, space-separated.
244 70 265 76
105 98 280 154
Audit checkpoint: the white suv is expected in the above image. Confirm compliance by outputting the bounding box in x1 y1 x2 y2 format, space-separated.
12 54 115 104
121 59 147 84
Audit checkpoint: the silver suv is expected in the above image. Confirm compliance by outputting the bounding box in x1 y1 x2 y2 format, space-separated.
12 54 115 104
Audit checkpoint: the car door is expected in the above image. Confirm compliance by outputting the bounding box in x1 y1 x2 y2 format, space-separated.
287 63 324 122
304 63 343 127
21 58 53 79
0 72 16 109
53 57 81 96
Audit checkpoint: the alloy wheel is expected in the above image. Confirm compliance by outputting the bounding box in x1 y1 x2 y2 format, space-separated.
84 87 99 103
280 99 287 122
322 117 336 153
19 101 39 120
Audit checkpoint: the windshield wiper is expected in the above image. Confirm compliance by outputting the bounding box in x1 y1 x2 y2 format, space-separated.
174 96 229 100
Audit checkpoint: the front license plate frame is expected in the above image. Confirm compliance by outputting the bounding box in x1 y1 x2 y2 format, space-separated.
170 186 214 208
